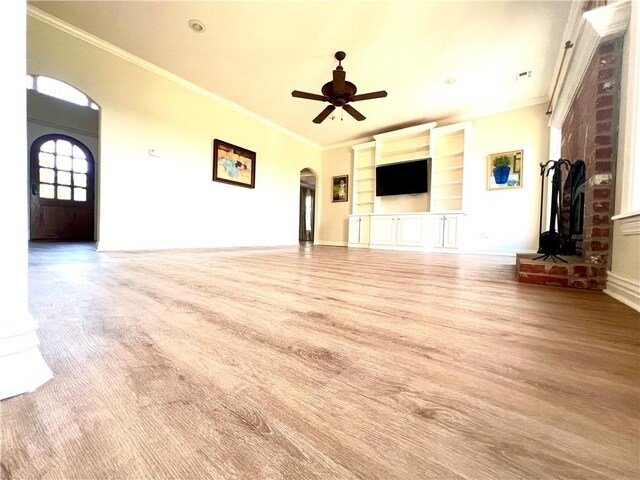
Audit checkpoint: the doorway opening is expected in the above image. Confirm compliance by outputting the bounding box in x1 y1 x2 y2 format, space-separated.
299 168 317 244
27 75 100 242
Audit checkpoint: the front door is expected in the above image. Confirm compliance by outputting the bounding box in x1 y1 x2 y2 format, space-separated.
29 134 95 240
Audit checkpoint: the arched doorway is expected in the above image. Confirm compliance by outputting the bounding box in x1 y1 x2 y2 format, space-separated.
27 75 99 241
299 168 317 244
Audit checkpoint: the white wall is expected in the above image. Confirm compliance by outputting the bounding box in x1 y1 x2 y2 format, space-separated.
462 103 549 254
27 16 322 251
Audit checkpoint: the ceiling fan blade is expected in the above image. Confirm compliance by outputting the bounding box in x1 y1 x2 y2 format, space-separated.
333 69 346 95
292 90 329 102
343 104 366 121
351 90 388 102
313 105 336 124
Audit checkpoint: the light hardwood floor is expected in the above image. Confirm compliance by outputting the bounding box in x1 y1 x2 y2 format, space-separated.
2 242 639 479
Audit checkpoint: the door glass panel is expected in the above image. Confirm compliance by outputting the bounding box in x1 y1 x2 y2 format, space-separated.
41 140 55 153
57 170 71 185
39 183 54 199
56 139 72 156
73 158 88 173
73 173 87 188
74 188 86 202
72 145 86 159
38 152 55 168
39 167 55 184
57 186 71 200
56 155 72 171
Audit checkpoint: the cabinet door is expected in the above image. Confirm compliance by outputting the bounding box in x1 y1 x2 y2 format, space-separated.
370 216 396 246
359 215 371 245
443 215 460 248
348 217 361 245
396 216 426 247
426 215 444 248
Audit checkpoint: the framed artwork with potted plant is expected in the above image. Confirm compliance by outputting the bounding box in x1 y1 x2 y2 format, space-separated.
488 150 523 190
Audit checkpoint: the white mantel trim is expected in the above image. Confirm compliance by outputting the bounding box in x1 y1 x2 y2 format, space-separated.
550 0 632 129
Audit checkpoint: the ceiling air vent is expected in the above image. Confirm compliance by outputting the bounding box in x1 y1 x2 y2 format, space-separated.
515 70 532 82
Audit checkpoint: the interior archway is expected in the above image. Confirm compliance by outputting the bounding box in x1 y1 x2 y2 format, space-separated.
26 75 100 242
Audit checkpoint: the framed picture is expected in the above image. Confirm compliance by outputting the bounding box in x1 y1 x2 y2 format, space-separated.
488 150 523 190
213 139 256 189
332 175 349 202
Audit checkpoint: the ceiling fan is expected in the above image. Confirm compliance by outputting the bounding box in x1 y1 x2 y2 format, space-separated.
292 51 388 124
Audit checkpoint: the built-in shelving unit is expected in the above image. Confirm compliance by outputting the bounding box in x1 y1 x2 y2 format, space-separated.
348 121 469 251
352 141 376 215
430 122 469 212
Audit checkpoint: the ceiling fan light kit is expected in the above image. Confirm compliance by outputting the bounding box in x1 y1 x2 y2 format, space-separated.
292 51 388 124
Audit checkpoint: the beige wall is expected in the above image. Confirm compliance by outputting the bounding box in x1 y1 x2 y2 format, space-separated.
28 17 322 250
317 146 352 245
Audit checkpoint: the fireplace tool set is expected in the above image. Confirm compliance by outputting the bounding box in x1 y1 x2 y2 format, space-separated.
535 159 586 263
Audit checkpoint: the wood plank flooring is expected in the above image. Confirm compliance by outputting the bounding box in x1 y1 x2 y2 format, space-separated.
2 242 639 479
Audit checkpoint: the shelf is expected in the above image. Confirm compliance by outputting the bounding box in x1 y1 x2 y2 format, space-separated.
356 177 374 182
356 189 375 194
434 165 463 172
378 144 430 160
433 195 463 200
355 166 375 170
435 150 464 160
356 201 375 205
431 180 463 187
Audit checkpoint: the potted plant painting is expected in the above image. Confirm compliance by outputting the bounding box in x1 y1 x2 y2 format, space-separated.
492 154 512 184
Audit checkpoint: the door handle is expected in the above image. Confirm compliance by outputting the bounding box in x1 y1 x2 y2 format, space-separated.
31 183 37 195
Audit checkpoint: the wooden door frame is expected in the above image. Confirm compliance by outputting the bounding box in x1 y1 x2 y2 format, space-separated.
29 133 97 241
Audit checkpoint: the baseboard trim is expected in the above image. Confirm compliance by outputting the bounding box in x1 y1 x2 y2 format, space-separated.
0 346 53 400
604 272 640 313
315 241 348 247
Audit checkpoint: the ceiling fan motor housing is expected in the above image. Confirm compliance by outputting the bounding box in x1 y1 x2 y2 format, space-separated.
321 81 357 106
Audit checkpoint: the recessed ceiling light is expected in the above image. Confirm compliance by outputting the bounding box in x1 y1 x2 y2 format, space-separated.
444 77 457 85
188 19 205 33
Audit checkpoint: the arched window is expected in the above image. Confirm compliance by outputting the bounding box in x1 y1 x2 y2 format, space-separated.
34 136 91 202
27 75 99 110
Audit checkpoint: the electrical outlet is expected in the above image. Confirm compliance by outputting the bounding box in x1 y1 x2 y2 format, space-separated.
148 148 160 157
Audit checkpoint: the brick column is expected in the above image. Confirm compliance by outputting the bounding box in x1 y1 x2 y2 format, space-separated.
561 39 621 268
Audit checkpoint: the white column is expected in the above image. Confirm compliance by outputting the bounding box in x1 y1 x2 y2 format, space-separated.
0 0 52 400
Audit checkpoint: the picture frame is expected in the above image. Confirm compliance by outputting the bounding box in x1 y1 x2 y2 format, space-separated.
212 139 256 189
488 150 523 190
332 175 349 202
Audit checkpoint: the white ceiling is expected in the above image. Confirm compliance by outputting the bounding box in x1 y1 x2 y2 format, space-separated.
29 1 572 148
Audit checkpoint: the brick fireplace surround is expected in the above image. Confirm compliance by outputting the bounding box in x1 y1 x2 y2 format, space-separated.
517 39 622 290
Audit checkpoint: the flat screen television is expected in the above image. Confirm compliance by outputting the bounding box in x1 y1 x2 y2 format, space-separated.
376 158 429 196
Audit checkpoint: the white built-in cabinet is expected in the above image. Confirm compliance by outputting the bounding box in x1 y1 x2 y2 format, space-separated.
370 215 428 248
348 121 469 251
426 214 462 249
348 215 370 247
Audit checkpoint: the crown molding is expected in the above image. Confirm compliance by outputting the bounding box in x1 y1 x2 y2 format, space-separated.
549 0 631 129
27 6 321 151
